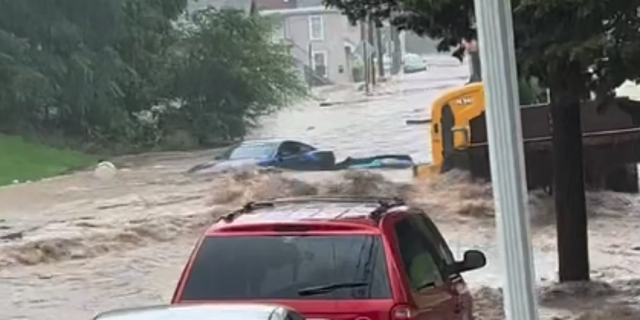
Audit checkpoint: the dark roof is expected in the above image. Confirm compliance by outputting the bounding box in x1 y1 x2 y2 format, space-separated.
187 0 255 14
254 0 297 10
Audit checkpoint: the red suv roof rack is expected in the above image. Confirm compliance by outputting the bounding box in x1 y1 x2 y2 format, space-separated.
219 196 406 224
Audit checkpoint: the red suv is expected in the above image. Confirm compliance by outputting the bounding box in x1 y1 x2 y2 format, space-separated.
172 196 486 320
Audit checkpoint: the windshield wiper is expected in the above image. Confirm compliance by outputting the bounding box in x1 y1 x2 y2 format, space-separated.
298 282 369 296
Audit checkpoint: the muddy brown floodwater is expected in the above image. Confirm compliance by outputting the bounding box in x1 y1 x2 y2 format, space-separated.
2 59 640 320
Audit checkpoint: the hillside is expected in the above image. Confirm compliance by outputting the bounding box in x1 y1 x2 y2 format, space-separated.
0 135 95 186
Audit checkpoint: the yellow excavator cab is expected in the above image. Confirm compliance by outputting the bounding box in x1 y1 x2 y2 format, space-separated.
413 47 640 192
414 82 485 179
413 80 640 192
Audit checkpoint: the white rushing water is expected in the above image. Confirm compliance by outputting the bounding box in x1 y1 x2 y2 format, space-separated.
2 56 639 320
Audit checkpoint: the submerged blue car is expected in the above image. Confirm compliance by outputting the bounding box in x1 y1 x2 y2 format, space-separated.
188 139 336 174
187 139 414 174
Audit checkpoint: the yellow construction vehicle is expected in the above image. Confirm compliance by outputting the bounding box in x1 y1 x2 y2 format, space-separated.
413 53 640 193
413 82 486 179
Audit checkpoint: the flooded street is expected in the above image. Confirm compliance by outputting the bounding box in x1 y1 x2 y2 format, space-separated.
2 57 640 320
249 57 469 162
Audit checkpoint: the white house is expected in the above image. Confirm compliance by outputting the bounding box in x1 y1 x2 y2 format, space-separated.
261 6 363 85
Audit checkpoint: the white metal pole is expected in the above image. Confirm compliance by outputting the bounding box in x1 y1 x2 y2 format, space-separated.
361 21 370 93
472 0 539 319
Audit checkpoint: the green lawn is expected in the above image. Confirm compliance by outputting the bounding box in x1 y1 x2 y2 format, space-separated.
0 134 96 186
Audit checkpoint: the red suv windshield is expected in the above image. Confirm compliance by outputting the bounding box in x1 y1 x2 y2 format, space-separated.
179 234 391 300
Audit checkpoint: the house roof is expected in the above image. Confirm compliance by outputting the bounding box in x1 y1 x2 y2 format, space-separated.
254 0 297 10
187 0 255 13
260 5 340 16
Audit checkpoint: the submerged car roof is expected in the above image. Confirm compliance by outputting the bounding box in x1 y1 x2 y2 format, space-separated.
206 197 409 234
94 304 290 320
239 139 286 146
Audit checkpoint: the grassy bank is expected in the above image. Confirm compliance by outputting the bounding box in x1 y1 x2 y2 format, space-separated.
0 134 96 186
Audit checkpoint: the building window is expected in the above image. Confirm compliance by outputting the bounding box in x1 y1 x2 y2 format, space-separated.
308 15 324 40
274 19 289 40
312 51 328 78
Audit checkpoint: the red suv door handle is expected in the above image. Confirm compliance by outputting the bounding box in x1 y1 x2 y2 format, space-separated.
454 301 462 314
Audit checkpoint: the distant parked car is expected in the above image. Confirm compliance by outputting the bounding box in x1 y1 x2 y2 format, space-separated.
403 53 427 73
94 304 305 320
172 196 487 320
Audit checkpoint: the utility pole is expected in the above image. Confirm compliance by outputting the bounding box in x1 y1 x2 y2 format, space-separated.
360 20 370 94
375 21 385 78
307 42 313 90
473 0 539 319
464 39 482 83
367 15 376 86
390 26 401 75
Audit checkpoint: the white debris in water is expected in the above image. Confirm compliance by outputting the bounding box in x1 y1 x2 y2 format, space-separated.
93 161 117 180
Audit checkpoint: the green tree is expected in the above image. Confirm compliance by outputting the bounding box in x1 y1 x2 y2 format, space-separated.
160 8 306 146
324 0 640 281
0 0 186 149
0 1 304 153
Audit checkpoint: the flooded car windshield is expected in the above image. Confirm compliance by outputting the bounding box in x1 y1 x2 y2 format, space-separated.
180 235 391 300
228 143 278 159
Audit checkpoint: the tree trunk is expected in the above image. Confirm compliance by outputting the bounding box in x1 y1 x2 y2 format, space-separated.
367 17 376 85
550 92 590 282
360 21 370 93
375 25 385 78
390 26 401 75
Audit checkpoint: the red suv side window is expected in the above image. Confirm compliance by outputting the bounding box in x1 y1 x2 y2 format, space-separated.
411 214 456 266
393 217 446 290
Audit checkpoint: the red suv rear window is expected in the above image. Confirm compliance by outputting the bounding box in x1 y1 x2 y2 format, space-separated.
179 234 391 300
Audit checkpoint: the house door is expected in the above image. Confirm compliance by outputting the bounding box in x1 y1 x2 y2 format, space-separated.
344 46 352 80
312 51 328 78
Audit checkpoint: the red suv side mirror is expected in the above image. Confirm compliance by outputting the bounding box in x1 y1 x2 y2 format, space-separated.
450 250 487 274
